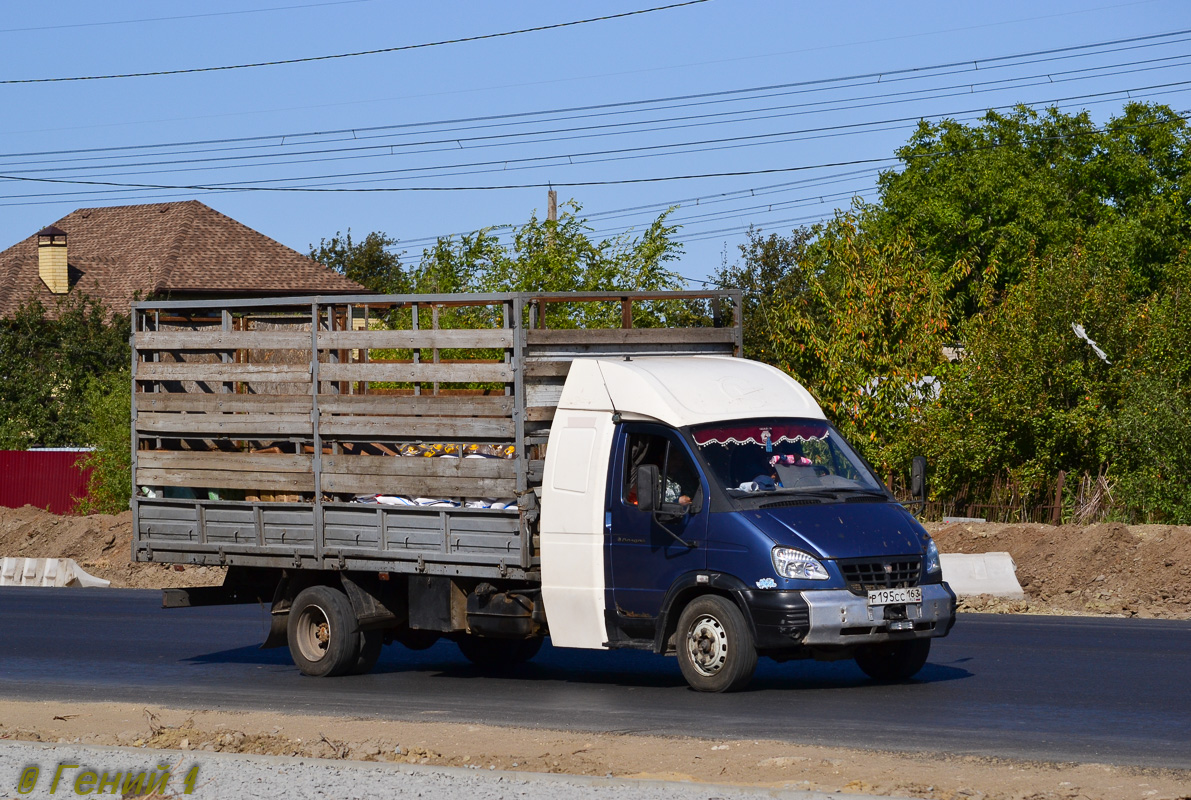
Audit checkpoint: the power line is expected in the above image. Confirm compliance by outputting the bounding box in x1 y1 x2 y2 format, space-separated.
0 0 1157 138
392 170 883 248
7 106 1181 197
4 26 1187 159
0 1 711 84
6 51 1186 179
7 79 1183 194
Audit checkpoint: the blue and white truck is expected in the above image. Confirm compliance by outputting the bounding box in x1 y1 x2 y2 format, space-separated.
133 290 955 692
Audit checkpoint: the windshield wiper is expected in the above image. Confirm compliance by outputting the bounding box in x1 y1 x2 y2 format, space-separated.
828 487 890 499
769 488 841 498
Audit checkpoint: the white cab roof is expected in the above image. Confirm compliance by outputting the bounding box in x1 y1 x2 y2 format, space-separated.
555 356 825 427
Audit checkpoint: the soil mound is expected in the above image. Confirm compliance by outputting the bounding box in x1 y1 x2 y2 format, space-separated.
928 520 1191 618
0 505 222 589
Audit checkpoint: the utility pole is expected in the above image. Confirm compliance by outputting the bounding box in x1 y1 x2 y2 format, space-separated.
547 188 557 249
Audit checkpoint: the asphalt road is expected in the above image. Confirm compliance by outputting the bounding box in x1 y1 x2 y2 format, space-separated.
1 588 1188 769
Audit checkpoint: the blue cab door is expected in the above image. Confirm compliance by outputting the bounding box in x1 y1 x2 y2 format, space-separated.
607 423 707 629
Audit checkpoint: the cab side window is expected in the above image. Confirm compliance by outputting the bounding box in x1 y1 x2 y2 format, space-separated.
623 431 701 510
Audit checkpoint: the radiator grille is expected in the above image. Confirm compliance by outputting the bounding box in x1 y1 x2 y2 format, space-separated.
838 558 922 595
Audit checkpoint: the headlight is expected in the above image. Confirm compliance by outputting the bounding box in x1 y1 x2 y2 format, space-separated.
772 547 829 580
924 538 941 574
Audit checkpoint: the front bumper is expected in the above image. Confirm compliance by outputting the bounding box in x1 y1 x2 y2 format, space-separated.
743 583 956 651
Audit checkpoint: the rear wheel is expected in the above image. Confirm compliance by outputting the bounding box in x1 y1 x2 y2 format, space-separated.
287 586 360 677
456 636 543 670
675 595 757 693
854 638 931 682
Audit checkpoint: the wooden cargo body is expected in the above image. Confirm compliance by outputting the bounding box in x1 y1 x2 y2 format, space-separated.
131 290 742 580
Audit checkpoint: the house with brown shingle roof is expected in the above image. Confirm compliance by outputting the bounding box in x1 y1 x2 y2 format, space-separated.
0 200 365 318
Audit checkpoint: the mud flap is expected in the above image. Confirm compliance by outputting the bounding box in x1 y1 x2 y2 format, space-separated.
260 574 292 649
261 609 289 649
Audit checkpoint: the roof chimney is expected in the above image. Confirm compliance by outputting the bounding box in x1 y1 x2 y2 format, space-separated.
37 225 69 294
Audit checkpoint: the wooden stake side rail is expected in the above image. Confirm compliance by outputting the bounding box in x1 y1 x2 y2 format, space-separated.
130 290 743 577
134 328 514 351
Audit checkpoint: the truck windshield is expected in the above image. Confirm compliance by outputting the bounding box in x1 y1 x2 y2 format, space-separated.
691 419 886 496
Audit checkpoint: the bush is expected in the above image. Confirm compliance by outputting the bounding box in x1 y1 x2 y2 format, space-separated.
77 369 132 515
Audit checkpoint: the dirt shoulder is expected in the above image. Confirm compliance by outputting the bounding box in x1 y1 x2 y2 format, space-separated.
1 700 1188 800
926 521 1191 619
0 505 222 589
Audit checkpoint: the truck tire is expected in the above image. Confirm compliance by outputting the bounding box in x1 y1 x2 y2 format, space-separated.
854 638 931 682
287 586 361 677
350 629 384 675
456 636 543 670
675 595 757 693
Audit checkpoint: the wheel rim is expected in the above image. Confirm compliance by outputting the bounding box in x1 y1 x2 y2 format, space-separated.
685 613 729 676
295 603 331 663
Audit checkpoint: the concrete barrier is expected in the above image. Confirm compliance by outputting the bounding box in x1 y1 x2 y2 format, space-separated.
939 552 1024 598
0 557 111 588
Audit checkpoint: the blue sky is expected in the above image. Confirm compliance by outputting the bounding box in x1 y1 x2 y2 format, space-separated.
1 1 1187 285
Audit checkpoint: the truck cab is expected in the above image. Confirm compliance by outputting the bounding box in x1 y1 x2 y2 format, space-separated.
541 356 955 692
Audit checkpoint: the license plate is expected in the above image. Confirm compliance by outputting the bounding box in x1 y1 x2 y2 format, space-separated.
867 587 922 606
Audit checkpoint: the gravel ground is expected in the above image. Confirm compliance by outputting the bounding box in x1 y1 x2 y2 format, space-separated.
0 741 898 800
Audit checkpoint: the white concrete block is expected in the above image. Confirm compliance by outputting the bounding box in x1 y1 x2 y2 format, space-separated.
0 557 110 588
939 552 1024 598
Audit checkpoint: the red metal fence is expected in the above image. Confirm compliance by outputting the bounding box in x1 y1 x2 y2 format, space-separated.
0 450 93 515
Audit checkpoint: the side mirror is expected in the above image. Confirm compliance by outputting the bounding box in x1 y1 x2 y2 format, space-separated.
636 464 659 512
910 456 927 503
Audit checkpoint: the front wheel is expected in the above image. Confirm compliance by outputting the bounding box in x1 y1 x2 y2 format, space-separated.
287 586 361 677
854 638 931 682
675 595 757 693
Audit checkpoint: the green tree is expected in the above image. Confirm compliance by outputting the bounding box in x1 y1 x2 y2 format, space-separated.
77 369 132 515
309 229 408 293
917 248 1125 501
0 294 130 449
872 102 1191 313
415 201 687 328
713 225 817 365
1110 254 1191 520
714 214 967 475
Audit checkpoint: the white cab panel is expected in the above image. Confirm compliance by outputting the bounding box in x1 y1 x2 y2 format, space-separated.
537 356 825 650
539 408 616 649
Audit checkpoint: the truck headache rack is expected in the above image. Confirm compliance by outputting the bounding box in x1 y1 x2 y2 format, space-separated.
130 290 742 580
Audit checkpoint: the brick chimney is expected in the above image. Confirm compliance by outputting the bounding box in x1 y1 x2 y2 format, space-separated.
37 225 69 294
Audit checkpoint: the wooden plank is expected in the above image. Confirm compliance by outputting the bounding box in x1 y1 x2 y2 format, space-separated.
318 395 513 417
320 473 517 496
529 290 733 303
136 363 311 382
138 451 313 474
320 362 513 384
524 406 556 422
322 455 515 479
525 327 737 346
317 329 513 350
136 468 314 491
320 417 515 439
136 393 312 414
135 331 309 350
136 413 313 436
524 361 572 378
